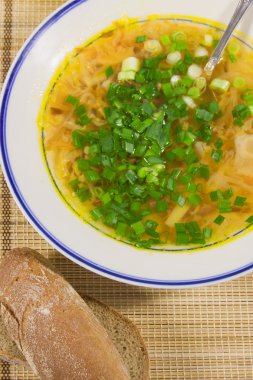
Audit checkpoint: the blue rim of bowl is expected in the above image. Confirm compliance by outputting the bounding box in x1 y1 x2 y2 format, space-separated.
0 0 253 287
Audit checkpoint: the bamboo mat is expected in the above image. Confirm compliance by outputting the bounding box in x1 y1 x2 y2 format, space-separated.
0 1 253 379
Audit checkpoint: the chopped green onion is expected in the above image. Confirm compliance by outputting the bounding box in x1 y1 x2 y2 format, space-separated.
145 156 165 166
152 164 165 173
131 201 141 212
187 194 202 206
187 182 197 193
203 228 213 239
121 57 141 72
131 221 145 235
233 77 246 89
175 223 186 233
138 167 151 179
234 196 247 207
195 77 207 91
66 95 79 107
149 189 162 200
210 78 230 93
130 185 146 198
172 146 185 159
72 130 87 148
188 86 201 99
186 221 201 236
182 95 197 109
203 34 213 47
102 167 116 181
90 207 103 221
123 141 135 154
136 35 147 43
249 105 253 116
117 165 127 172
76 188 90 202
171 31 186 42
177 195 186 207
208 101 220 115
125 170 137 184
178 131 197 146
199 165 210 179
214 215 225 225
146 172 158 184
175 41 187 51
105 210 118 226
218 199 232 213
116 222 128 236
85 170 100 183
120 128 133 140
213 39 220 48
190 237 206 245
194 46 209 58
105 66 114 78
155 200 168 213
187 64 203 80
176 232 189 245
242 90 253 104
77 114 91 126
170 75 181 87
75 104 86 117
223 188 234 199
170 169 182 179
215 138 223 149
246 215 253 224
141 208 151 217
227 41 240 56
232 103 251 126
195 108 213 123
144 40 163 56
69 178 80 192
167 177 176 191
228 53 237 63
77 159 89 171
101 192 112 205
180 174 191 184
211 149 223 162
166 51 182 65
145 220 159 237
118 71 136 81
210 191 219 201
160 34 171 45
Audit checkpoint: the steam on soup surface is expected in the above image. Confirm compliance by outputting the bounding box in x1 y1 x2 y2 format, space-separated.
42 19 253 249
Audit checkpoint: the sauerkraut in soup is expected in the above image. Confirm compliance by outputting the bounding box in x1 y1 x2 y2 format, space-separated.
41 19 253 249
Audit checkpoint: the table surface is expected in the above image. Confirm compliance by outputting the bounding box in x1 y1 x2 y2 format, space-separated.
0 1 253 379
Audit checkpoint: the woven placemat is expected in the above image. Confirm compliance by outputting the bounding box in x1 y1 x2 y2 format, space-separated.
0 1 253 379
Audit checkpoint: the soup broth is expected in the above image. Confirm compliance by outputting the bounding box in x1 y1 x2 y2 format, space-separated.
41 19 253 249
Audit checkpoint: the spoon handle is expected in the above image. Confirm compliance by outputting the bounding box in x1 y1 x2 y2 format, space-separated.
204 0 253 75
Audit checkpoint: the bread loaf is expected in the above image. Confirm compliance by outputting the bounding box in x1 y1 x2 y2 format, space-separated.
0 294 149 380
0 248 131 380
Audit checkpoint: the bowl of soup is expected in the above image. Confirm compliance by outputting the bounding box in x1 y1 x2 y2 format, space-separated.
1 0 253 287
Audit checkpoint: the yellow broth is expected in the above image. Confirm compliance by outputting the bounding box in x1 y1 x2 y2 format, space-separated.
41 19 253 249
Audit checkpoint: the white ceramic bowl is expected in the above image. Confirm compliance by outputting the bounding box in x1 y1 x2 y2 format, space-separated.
1 0 253 288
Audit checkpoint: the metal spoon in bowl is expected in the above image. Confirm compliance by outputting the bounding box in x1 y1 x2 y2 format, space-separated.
204 0 253 76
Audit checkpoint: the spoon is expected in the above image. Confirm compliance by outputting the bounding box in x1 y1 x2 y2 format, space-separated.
204 0 253 76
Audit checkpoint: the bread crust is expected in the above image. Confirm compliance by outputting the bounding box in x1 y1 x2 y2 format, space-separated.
0 248 131 380
0 295 149 380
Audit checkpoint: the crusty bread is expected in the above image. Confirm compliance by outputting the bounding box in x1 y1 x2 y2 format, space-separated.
85 296 149 380
0 248 148 380
0 294 149 380
0 317 26 365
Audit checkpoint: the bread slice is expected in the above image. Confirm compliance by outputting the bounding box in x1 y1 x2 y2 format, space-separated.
0 317 25 365
85 296 149 380
0 288 149 380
